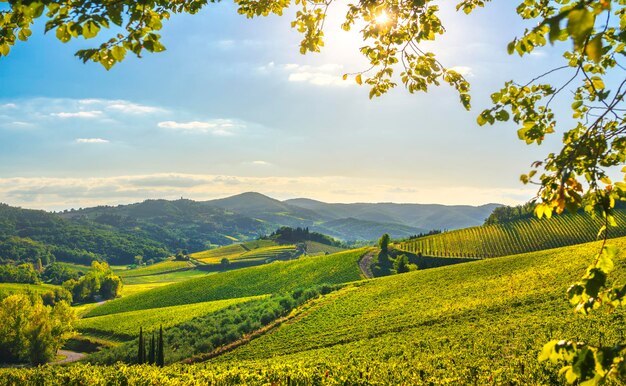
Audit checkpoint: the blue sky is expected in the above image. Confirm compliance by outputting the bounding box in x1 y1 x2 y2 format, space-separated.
0 1 570 210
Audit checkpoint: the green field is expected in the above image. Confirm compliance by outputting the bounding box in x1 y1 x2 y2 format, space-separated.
118 261 194 278
397 209 626 258
0 282 60 298
78 296 264 341
304 241 345 256
86 248 366 317
3 237 626 384
190 240 278 264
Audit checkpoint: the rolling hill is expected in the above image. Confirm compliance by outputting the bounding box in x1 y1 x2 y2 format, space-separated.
86 248 367 317
3 236 625 384
397 208 626 258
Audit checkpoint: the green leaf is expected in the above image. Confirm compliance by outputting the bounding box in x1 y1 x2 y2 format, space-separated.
56 25 71 43
567 9 595 49
586 34 603 63
111 46 126 61
83 21 100 39
18 28 32 42
0 44 10 56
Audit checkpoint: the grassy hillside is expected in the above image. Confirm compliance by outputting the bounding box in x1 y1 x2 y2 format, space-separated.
86 248 367 317
305 241 345 255
77 296 264 341
117 260 194 278
191 240 299 266
397 208 626 258
208 237 626 384
0 282 60 298
5 238 626 384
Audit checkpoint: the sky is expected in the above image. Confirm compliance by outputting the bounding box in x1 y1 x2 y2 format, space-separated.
0 1 573 210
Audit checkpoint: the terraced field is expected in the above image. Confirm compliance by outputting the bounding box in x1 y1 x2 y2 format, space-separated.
118 261 194 278
78 296 264 341
190 240 277 264
304 241 345 255
397 209 626 258
87 248 366 317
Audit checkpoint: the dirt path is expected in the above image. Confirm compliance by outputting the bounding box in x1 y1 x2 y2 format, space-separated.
51 350 86 365
358 250 376 279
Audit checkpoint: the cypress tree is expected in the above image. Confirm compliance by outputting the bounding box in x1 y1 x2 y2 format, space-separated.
157 324 164 367
137 327 144 364
148 332 155 364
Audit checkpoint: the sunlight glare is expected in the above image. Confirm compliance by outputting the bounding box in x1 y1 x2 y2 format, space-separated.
375 11 390 26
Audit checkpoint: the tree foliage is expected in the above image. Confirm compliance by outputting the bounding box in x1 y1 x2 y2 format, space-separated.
0 292 75 365
63 261 122 303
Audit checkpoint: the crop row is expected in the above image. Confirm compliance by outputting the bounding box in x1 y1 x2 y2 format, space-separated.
86 249 366 317
77 296 262 341
397 209 626 258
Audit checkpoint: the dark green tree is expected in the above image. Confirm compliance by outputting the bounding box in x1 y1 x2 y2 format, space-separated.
137 327 145 364
378 234 390 255
148 332 155 365
156 325 164 367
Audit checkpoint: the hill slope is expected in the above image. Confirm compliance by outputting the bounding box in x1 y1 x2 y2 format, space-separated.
86 248 367 317
4 237 625 384
209 237 626 384
397 208 626 258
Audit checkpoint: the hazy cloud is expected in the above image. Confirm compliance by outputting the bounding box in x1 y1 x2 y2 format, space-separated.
449 66 473 77
52 111 103 119
157 119 242 136
284 63 350 87
0 173 535 211
75 138 110 144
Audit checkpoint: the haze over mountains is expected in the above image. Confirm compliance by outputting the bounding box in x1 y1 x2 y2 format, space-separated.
0 192 500 265
63 192 501 242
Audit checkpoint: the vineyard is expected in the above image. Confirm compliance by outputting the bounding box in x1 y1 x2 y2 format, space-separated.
190 240 278 264
117 261 194 278
86 248 366 317
397 209 626 258
2 237 626 384
77 296 263 341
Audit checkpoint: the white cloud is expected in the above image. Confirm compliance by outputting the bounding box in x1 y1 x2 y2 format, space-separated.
284 63 350 87
259 62 351 87
107 102 162 114
75 138 110 144
449 66 473 77
76 99 164 115
251 160 271 166
157 119 242 135
1 103 17 109
52 111 103 119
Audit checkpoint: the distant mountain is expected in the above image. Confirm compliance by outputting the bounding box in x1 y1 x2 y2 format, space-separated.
207 192 325 227
0 193 503 265
313 218 428 241
283 199 501 230
59 198 271 252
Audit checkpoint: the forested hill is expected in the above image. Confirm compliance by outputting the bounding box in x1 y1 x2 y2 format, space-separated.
0 193 503 265
0 204 169 265
58 199 271 252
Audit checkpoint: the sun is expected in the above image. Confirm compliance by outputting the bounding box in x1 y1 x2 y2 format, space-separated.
374 11 390 25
